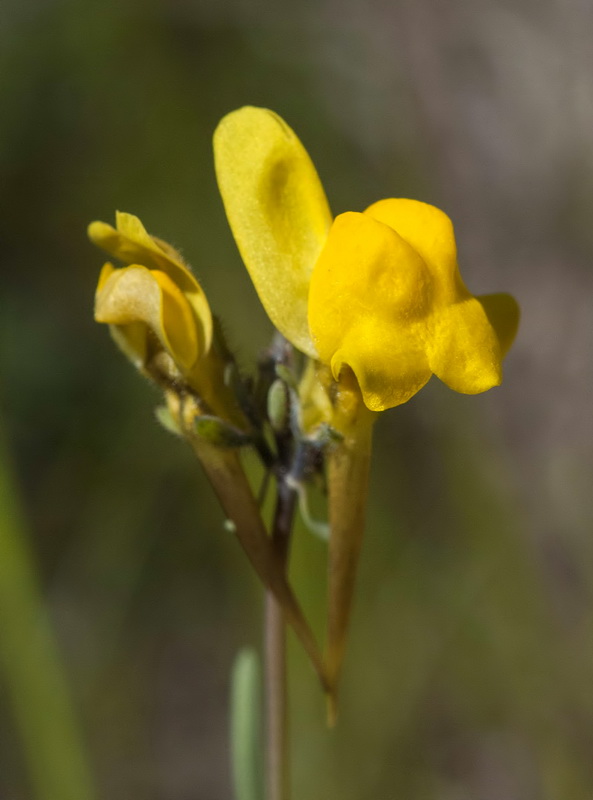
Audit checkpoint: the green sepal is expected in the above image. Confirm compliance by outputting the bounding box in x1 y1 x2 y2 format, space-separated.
194 416 252 448
311 422 344 447
154 405 182 436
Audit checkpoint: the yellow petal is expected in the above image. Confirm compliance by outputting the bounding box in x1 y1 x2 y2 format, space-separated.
95 265 199 371
108 321 149 369
331 327 432 411
97 261 116 292
308 212 433 410
364 200 518 395
476 292 520 356
364 198 459 302
88 213 213 353
214 106 332 357
427 297 503 394
97 266 151 368
309 212 432 357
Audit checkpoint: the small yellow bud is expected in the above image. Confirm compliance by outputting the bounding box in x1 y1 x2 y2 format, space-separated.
90 213 212 383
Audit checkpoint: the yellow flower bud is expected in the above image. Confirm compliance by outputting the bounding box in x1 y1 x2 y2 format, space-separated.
90 212 212 356
90 212 245 427
95 263 199 372
90 211 213 384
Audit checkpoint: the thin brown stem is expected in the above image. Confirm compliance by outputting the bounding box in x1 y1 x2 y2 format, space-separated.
264 481 297 800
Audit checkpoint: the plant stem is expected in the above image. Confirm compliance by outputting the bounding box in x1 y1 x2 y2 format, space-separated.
325 373 376 721
177 393 327 687
265 481 296 800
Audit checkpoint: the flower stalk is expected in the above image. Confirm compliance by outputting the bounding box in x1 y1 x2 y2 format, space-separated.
264 480 297 800
324 374 376 721
173 391 329 693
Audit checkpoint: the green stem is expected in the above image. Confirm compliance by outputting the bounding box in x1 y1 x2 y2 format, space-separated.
230 648 264 800
325 375 377 722
264 481 296 800
178 392 328 691
0 424 95 800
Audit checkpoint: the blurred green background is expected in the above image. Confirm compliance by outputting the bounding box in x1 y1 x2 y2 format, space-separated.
1 0 593 797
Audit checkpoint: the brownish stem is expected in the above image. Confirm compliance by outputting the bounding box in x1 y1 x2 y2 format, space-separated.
174 392 328 691
324 375 377 722
265 481 296 800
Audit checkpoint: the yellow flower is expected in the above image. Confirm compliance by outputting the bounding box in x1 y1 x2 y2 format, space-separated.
214 106 519 412
89 211 247 427
89 211 212 381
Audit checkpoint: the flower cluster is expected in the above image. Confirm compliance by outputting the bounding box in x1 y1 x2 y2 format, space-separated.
90 106 519 705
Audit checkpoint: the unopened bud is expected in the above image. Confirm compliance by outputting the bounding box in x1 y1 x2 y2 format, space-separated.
274 364 298 391
267 378 289 432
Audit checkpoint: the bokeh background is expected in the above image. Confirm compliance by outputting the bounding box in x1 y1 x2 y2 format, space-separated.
1 0 593 798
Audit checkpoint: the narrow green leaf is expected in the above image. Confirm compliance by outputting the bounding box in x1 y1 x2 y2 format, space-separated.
230 649 264 800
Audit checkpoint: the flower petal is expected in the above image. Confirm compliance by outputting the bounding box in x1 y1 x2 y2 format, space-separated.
309 212 433 411
427 297 503 394
95 265 199 371
365 200 518 395
97 261 116 292
309 212 433 357
364 198 459 301
108 322 149 370
88 213 213 353
331 327 432 411
476 292 520 356
214 106 332 357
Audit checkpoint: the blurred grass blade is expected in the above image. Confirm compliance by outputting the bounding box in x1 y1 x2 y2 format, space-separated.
231 648 264 800
0 424 96 800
